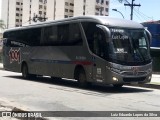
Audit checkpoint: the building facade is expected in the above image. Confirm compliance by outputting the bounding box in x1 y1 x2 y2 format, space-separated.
1 0 109 28
1 0 23 28
74 0 109 16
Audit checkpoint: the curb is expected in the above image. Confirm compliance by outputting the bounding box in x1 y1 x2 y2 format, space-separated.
128 83 160 90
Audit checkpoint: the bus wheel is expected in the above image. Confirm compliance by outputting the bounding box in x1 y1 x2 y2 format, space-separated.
77 70 88 88
113 84 123 88
22 64 29 79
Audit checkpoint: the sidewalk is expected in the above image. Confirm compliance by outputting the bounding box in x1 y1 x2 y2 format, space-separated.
0 63 160 89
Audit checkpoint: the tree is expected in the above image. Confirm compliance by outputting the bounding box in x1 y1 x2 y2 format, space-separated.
0 20 6 29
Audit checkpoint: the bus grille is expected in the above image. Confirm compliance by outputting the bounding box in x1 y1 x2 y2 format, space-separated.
121 71 147 76
123 77 146 82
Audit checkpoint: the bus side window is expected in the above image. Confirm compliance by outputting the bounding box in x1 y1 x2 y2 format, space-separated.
41 25 58 46
69 23 83 45
93 29 105 57
81 22 97 52
58 24 69 45
82 22 105 57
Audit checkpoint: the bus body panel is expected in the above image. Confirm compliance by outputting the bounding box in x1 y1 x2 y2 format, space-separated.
3 16 152 86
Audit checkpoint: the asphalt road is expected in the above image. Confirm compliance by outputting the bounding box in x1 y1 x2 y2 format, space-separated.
0 70 160 119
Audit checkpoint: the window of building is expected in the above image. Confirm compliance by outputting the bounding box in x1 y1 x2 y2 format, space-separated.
101 0 104 4
21 8 23 11
105 8 108 12
44 0 47 4
16 19 19 22
70 10 73 13
39 11 42 14
70 3 74 6
65 9 68 12
16 8 20 11
95 12 99 15
65 2 68 6
39 0 43 2
106 1 109 5
96 0 99 3
95 8 99 11
64 15 68 18
16 13 19 16
101 7 104 11
21 3 23 5
16 2 20 5
39 5 43 9
44 6 46 10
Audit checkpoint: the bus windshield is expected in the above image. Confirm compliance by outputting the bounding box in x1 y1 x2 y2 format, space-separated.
107 28 151 65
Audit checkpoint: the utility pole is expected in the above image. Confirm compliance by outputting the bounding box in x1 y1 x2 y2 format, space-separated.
124 0 141 20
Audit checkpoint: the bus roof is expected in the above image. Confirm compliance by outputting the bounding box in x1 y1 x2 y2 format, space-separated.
5 16 144 32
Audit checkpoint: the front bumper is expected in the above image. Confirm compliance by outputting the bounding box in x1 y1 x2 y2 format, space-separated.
109 71 152 85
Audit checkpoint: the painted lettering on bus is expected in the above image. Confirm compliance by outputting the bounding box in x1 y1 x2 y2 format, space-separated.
9 48 21 64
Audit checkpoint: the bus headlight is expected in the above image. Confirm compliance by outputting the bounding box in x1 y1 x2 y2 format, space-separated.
148 76 151 80
112 77 119 81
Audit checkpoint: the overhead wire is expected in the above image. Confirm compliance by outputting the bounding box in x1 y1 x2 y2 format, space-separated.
121 0 153 22
133 9 145 22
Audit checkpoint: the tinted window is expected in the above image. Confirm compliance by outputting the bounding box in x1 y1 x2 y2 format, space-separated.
82 22 106 57
41 25 58 45
68 23 83 45
3 28 41 47
41 23 82 46
82 22 97 52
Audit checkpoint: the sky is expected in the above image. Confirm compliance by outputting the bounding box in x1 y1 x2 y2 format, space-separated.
0 0 159 23
110 0 160 23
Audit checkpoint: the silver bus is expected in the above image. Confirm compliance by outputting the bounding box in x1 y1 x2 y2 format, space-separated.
3 16 152 87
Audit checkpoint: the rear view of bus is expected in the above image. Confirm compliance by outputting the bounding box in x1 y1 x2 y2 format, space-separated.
2 16 152 88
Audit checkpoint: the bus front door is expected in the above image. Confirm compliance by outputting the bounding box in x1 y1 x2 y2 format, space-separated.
92 56 106 84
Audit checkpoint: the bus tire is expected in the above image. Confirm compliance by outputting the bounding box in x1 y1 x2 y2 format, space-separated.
22 63 29 79
113 84 123 88
76 69 88 88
